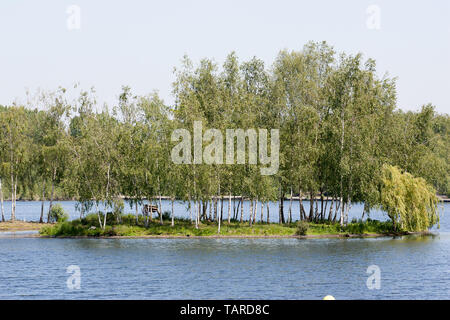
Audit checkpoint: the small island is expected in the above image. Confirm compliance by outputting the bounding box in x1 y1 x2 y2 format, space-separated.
0 42 445 241
36 215 430 239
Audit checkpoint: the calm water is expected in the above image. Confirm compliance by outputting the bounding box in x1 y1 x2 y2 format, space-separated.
0 201 448 299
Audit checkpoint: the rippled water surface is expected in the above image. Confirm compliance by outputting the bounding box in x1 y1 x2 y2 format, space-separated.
0 201 448 299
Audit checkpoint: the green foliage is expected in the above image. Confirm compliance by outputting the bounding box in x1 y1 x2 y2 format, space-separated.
380 165 439 231
48 204 69 223
39 216 400 237
1 42 449 231
295 221 309 235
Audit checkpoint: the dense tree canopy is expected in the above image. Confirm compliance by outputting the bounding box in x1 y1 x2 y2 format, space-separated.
0 42 447 230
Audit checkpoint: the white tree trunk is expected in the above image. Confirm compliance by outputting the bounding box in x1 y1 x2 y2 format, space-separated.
339 108 345 226
135 198 139 224
96 202 103 229
249 198 253 226
240 196 244 223
253 198 258 224
159 193 163 225
171 196 174 227
195 200 199 229
102 203 108 230
288 187 293 224
12 179 17 222
344 199 351 226
0 178 4 222
10 173 15 222
217 195 222 234
227 191 231 224
189 194 193 223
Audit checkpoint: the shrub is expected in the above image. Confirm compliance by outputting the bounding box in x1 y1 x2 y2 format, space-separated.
162 211 171 221
295 221 309 236
380 165 439 231
48 204 69 223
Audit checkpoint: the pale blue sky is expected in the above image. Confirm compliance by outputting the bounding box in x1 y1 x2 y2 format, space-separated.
1 0 449 113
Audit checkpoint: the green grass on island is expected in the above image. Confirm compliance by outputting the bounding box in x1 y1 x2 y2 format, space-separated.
39 213 401 238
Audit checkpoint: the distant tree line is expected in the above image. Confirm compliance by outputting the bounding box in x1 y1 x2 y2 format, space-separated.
0 42 448 229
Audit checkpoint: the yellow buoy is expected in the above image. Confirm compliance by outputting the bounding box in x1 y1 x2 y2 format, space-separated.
323 295 335 300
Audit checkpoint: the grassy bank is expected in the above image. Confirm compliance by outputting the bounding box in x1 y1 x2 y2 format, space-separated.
38 213 401 238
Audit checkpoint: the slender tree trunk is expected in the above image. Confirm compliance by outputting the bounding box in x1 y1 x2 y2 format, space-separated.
213 196 217 222
135 200 139 224
234 196 240 220
10 173 15 222
95 202 102 229
47 167 56 223
195 200 199 229
240 196 244 223
144 199 150 227
362 202 368 220
320 191 324 221
220 197 223 221
227 191 231 224
158 193 163 225
189 194 193 223
171 196 174 227
249 198 254 226
157 175 163 225
328 197 335 221
206 199 210 221
202 200 207 221
39 181 46 223
260 201 264 223
314 196 318 222
217 194 222 234
339 108 345 226
279 186 285 224
344 198 351 226
333 199 340 223
233 198 237 220
308 192 314 222
0 178 4 222
13 179 17 222
218 206 221 233
266 202 270 223
197 200 201 227
253 198 258 224
298 187 305 221
288 187 293 224
102 202 108 229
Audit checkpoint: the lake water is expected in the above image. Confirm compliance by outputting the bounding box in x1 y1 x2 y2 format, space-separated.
0 200 448 299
